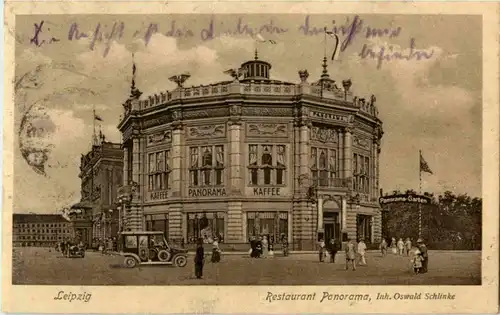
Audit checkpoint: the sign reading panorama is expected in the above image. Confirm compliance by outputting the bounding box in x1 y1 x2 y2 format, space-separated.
379 193 432 205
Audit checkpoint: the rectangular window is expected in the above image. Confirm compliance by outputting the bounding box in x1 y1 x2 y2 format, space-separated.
246 212 288 243
187 212 225 244
247 144 286 186
312 147 338 187
145 214 169 239
352 153 370 194
148 150 171 191
189 145 224 187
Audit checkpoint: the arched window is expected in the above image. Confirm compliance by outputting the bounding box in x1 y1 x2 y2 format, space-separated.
261 145 273 185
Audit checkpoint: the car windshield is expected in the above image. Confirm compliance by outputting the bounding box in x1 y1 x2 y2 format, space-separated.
152 234 165 246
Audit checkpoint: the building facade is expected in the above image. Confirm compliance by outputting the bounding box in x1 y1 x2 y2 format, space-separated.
13 214 73 247
76 139 123 243
117 53 383 250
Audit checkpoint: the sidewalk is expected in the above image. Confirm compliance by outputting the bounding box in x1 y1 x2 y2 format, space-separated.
103 249 479 257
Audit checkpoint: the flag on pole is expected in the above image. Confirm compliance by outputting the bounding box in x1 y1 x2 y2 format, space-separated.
420 152 433 174
255 33 277 44
324 28 340 61
94 114 103 121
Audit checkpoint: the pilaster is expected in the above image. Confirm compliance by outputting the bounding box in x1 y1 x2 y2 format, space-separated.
171 123 184 197
343 126 353 183
123 146 129 185
227 202 243 242
168 205 183 245
132 137 140 184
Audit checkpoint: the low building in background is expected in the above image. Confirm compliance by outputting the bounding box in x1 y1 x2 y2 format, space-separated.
13 214 73 247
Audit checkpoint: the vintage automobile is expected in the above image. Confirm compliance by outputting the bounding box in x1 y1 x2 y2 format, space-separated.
119 231 188 268
65 244 86 258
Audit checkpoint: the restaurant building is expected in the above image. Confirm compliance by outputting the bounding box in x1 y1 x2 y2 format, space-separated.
117 52 383 250
71 135 123 244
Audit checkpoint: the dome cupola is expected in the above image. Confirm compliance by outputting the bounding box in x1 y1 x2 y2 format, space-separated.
240 49 272 81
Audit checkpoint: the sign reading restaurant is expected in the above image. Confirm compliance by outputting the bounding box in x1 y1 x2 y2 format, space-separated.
188 188 227 198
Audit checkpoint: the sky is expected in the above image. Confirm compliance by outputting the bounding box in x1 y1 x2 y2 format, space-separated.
13 14 482 214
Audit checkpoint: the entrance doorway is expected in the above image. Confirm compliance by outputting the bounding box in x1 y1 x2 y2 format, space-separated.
323 212 340 242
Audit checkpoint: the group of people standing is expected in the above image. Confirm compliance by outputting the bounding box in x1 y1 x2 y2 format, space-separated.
249 235 276 258
380 237 413 256
380 237 429 274
194 237 222 279
318 238 366 271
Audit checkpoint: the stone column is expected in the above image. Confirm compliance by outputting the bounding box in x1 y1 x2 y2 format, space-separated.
123 146 129 185
341 197 347 231
132 138 140 184
372 139 378 200
299 120 314 249
171 125 183 197
169 119 184 244
227 118 243 242
317 197 324 232
343 126 353 182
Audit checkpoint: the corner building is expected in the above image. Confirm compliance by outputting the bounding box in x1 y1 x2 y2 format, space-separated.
118 53 383 250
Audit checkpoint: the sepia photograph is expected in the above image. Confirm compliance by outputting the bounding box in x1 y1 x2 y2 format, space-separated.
2 2 499 314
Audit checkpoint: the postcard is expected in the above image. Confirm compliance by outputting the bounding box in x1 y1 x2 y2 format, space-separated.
2 1 499 314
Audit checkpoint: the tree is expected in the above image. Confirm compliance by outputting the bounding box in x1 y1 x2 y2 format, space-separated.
382 190 481 250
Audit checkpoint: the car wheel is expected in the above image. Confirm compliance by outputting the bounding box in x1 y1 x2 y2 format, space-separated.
157 250 171 262
173 255 188 267
124 257 137 268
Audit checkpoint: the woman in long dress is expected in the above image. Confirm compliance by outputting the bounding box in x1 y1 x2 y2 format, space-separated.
262 235 269 258
391 237 397 254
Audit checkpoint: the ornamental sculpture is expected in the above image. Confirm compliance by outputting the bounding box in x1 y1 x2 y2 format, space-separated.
311 126 338 143
247 123 288 137
353 135 371 150
188 124 225 139
147 130 172 146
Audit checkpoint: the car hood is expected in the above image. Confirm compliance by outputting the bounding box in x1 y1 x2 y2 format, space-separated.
171 247 188 253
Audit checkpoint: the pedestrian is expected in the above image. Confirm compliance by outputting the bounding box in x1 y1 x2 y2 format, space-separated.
411 249 424 274
405 238 412 256
249 236 256 258
416 238 429 273
397 238 404 255
380 238 388 257
262 235 269 258
345 238 357 271
391 237 397 254
328 238 339 263
357 238 367 265
318 238 326 262
256 236 263 258
268 242 274 257
211 237 221 263
194 238 205 279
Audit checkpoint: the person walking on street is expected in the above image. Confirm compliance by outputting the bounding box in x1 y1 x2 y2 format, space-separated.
380 238 388 257
405 238 412 256
194 238 205 279
318 238 326 262
397 238 404 255
328 239 339 263
357 238 367 265
345 238 357 271
416 238 429 273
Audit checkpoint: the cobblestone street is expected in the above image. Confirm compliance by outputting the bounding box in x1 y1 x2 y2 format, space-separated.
12 248 481 285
